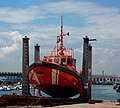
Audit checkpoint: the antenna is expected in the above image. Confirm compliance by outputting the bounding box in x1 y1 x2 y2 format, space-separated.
59 15 64 55
60 15 63 36
59 15 70 55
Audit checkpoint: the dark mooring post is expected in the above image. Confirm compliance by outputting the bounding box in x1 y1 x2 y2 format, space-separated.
82 36 96 100
34 44 41 96
34 44 40 62
88 44 92 100
22 36 30 95
82 36 89 87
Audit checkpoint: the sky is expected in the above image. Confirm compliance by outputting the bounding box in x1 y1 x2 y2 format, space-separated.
0 0 120 75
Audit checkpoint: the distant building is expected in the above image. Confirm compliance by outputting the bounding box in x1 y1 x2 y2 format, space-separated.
92 75 120 84
0 72 22 81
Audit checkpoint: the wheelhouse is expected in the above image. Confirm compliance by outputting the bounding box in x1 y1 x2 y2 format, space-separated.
43 56 76 69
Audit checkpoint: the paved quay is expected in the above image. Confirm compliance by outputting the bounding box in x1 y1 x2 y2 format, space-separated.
48 102 120 108
6 101 120 108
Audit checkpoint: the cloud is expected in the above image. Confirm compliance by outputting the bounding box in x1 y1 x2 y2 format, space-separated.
0 6 46 23
0 31 22 61
0 43 18 62
93 46 120 75
1 44 18 54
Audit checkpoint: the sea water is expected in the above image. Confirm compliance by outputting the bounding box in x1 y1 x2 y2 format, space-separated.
0 85 120 100
92 85 120 100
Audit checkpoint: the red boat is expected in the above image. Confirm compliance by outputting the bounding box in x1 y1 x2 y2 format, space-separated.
27 16 84 98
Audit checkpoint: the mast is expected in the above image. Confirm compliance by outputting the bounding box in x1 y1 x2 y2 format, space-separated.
51 16 69 56
59 15 64 55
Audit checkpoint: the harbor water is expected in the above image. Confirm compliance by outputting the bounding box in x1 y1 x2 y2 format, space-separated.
0 85 120 100
92 85 120 100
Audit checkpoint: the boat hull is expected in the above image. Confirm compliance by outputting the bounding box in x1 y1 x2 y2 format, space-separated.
28 61 83 98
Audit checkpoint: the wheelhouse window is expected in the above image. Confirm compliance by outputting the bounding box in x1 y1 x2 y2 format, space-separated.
72 59 76 67
54 58 59 63
49 59 53 62
61 58 66 65
68 58 71 65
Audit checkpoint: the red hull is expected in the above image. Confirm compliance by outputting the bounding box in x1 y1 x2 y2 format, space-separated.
28 61 83 98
